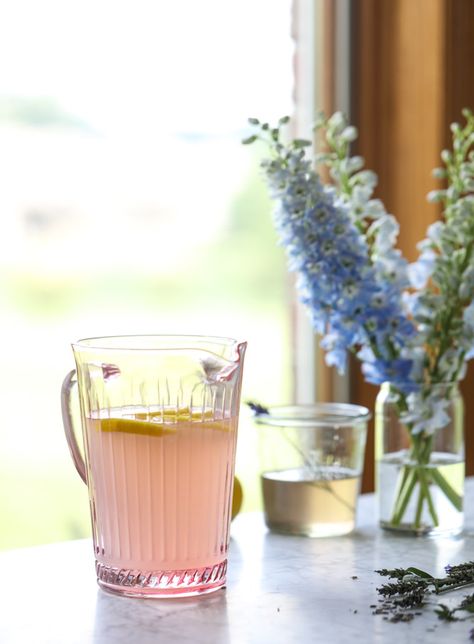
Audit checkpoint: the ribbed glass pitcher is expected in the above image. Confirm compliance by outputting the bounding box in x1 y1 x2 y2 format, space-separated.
61 335 246 598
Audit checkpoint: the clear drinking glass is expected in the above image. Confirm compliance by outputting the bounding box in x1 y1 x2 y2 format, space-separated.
255 403 370 537
61 335 246 598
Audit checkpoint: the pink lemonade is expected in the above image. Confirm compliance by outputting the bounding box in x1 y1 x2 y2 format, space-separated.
84 408 238 597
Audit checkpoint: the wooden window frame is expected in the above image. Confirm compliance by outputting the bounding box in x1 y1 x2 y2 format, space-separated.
293 0 474 491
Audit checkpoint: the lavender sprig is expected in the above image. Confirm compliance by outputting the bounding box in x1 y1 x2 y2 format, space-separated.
375 562 474 635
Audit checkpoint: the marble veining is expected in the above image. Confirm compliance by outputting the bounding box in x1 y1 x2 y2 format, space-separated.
1 485 474 644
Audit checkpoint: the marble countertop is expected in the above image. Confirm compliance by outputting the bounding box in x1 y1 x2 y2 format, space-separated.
2 484 474 644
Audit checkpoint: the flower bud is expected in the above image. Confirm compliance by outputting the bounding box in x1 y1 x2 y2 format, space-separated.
340 126 358 142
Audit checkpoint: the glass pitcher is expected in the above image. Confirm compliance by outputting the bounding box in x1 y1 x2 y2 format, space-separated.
61 335 246 598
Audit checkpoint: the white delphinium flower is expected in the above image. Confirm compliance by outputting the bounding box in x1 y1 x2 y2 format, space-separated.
402 391 451 436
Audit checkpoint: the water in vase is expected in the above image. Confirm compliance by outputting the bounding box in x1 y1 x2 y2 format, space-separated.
378 451 464 536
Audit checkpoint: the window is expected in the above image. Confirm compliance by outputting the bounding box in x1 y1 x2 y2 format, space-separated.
0 0 294 548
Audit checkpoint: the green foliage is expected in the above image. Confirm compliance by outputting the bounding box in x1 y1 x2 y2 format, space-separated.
0 464 90 549
2 148 287 319
0 96 90 130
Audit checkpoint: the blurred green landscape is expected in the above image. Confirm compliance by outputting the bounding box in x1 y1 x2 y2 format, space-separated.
0 149 292 550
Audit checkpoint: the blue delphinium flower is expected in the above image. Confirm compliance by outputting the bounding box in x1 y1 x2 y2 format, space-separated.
245 117 416 379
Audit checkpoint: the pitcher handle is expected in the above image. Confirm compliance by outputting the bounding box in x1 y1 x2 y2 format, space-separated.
61 369 87 484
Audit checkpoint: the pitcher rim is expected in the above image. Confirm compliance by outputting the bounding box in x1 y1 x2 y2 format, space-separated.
72 334 246 352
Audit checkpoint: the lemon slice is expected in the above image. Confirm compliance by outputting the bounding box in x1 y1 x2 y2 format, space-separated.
136 408 216 422
99 409 232 436
135 408 231 431
100 418 177 437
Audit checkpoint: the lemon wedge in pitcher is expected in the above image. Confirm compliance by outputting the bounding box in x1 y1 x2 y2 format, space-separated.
100 418 177 437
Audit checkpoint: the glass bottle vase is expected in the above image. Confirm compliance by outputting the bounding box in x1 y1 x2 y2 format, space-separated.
375 382 465 536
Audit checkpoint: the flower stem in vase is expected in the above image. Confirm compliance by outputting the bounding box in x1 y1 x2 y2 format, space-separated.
377 382 464 535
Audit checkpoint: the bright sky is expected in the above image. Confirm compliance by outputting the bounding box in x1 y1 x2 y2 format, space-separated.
0 0 295 273
0 0 294 138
